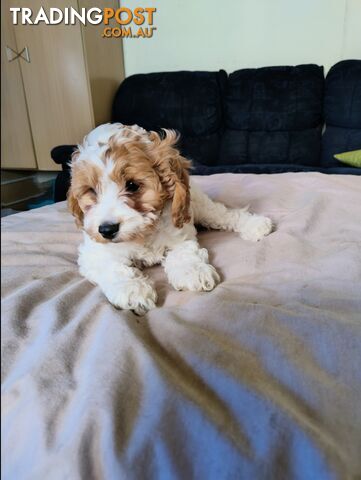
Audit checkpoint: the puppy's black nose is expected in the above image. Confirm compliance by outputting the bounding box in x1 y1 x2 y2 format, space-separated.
98 223 120 239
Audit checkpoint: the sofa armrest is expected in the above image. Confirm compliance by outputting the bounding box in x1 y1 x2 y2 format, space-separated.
51 145 77 170
50 145 77 202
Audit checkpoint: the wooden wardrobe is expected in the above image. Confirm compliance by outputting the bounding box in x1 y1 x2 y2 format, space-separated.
1 1 125 171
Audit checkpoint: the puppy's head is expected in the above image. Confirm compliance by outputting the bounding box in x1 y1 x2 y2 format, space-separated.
68 125 191 243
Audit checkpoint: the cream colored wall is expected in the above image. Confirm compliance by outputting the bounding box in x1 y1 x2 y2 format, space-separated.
122 0 361 76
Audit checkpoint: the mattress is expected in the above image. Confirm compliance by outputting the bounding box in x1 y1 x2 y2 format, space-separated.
2 172 361 480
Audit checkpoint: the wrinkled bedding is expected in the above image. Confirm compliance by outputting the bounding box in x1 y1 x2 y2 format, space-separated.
1 173 361 480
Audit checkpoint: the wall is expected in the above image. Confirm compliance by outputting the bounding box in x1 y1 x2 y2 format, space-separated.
122 0 361 76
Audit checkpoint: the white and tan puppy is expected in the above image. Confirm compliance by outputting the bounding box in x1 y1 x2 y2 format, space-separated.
68 123 272 314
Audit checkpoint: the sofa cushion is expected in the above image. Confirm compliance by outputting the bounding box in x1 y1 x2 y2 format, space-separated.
219 127 322 165
321 60 361 167
220 64 324 166
112 70 227 166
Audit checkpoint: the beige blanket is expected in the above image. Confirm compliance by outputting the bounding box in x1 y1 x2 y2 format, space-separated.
2 173 361 480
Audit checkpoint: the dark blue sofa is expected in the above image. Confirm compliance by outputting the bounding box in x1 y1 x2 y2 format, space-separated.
51 59 361 202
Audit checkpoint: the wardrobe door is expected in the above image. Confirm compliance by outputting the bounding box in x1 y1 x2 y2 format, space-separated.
1 1 37 169
79 0 125 125
12 0 94 171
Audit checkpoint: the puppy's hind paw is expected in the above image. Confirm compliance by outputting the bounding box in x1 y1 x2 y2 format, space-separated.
240 215 273 242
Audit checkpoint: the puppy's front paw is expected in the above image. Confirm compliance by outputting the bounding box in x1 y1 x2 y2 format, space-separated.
241 215 273 242
170 263 220 292
105 279 157 315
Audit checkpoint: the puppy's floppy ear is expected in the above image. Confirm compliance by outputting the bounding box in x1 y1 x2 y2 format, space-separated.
67 188 83 228
67 150 84 228
149 129 191 228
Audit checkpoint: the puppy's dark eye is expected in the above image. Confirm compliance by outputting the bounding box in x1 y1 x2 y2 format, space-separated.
87 187 96 196
126 180 140 193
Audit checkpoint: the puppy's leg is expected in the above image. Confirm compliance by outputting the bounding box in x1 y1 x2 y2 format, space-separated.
78 240 157 315
163 240 220 292
191 183 272 242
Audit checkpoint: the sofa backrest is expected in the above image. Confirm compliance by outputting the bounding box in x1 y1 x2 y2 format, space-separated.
321 60 361 167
